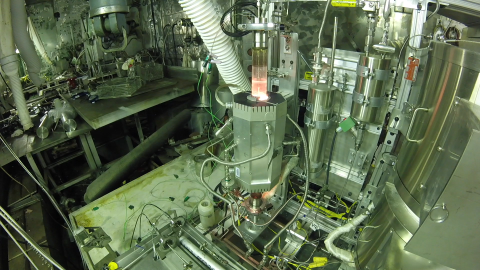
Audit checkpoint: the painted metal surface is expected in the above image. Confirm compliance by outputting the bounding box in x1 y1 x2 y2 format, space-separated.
70 146 222 270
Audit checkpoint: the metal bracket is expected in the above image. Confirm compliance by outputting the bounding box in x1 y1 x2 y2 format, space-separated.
304 115 334 130
352 150 368 172
306 103 332 114
98 28 133 53
352 91 385 107
238 23 278 31
356 65 389 81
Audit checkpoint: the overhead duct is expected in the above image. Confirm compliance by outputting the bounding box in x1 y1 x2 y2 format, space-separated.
0 0 33 130
11 0 44 87
178 0 251 94
84 109 191 203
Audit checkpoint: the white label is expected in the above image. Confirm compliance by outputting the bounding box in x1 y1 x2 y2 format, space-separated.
310 222 320 231
235 167 240 178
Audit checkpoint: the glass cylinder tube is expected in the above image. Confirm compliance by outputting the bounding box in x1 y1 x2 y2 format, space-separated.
252 47 268 100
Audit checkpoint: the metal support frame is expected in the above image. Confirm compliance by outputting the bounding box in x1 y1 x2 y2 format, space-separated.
85 132 102 168
134 113 145 142
395 0 427 111
35 153 58 191
79 134 99 171
25 153 47 188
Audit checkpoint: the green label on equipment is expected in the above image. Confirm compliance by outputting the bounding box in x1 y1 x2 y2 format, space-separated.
332 0 356 7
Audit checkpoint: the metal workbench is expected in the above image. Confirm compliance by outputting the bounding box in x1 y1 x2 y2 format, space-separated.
63 78 195 130
69 146 222 270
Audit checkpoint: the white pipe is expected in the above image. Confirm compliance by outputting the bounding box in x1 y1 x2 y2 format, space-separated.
324 203 374 267
263 157 299 200
11 0 43 87
179 236 226 270
178 0 250 94
0 0 33 130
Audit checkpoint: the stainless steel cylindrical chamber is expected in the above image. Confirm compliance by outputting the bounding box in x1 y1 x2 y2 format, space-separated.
232 92 287 193
304 83 335 178
396 42 480 203
351 54 391 124
36 113 54 139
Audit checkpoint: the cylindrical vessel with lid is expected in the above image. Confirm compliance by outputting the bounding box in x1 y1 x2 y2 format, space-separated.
351 54 391 124
304 83 335 178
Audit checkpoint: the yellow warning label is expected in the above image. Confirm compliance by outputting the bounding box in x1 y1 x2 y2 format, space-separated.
304 72 313 80
332 0 357 7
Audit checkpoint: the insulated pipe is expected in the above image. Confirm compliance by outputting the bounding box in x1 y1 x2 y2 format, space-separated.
0 0 33 130
11 0 43 87
179 236 226 270
324 202 374 266
178 0 250 94
84 109 191 203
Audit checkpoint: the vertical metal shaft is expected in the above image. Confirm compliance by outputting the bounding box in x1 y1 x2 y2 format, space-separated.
329 17 338 88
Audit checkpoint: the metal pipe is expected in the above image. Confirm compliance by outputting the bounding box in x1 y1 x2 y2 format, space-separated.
84 109 191 203
11 0 43 86
260 115 310 267
329 17 338 88
199 125 272 205
180 236 226 270
316 0 333 52
0 219 39 270
297 50 313 72
0 207 65 270
0 134 71 229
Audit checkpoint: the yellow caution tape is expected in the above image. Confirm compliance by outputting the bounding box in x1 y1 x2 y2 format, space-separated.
332 0 357 7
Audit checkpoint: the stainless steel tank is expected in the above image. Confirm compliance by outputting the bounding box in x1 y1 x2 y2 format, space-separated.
396 42 480 203
304 83 335 178
351 54 390 124
232 92 287 193
357 42 480 270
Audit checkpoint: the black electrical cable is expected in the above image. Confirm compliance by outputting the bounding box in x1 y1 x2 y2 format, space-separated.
220 2 257 38
0 73 10 91
325 132 338 186
129 203 172 247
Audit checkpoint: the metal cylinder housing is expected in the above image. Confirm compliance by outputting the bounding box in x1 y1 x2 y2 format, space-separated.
232 92 287 193
304 83 335 178
351 54 390 123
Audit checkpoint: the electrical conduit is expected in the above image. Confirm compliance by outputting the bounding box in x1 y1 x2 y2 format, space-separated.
0 0 33 130
178 0 250 94
11 0 44 87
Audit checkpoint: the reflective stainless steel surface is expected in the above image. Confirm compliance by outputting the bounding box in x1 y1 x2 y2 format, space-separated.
351 54 391 124
357 97 480 270
406 118 480 270
304 83 335 178
233 92 287 193
396 42 480 203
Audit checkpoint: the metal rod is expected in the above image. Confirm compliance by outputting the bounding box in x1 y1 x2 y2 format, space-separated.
329 17 338 88
0 134 71 230
0 219 39 270
259 115 310 268
0 207 65 270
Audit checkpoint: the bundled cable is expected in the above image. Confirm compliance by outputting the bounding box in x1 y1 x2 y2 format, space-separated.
220 2 257 38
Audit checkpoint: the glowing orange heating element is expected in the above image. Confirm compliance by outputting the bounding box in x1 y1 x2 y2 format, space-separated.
251 47 268 101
